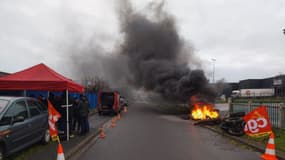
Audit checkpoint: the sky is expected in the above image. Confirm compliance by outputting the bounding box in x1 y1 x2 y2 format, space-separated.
1 0 285 83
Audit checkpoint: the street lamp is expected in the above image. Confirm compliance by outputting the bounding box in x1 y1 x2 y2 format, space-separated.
211 58 216 83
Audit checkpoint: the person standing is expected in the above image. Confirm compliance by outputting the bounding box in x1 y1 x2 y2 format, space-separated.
72 97 80 133
78 95 90 135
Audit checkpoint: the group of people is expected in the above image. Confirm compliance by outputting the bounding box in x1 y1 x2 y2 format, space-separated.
36 92 90 137
71 95 90 135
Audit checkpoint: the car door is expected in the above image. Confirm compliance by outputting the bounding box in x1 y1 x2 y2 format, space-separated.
1 100 31 153
26 99 48 141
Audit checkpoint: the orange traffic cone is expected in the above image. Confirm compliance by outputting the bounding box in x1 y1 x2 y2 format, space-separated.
261 133 278 160
57 143 65 160
117 113 121 121
123 106 128 113
110 117 116 128
99 128 106 139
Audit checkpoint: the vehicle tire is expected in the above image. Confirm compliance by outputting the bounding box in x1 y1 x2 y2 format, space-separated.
41 129 50 144
220 122 230 131
229 112 245 118
227 128 245 136
98 111 102 116
224 117 244 124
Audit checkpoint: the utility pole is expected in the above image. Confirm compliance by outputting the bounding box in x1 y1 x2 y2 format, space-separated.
211 58 216 83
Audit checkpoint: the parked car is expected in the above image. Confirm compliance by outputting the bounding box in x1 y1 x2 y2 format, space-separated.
98 91 121 115
0 96 50 159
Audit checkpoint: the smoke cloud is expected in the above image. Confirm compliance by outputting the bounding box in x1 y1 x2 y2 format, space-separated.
117 1 216 101
67 0 217 102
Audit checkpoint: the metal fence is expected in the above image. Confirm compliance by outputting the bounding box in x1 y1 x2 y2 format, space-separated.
230 102 285 128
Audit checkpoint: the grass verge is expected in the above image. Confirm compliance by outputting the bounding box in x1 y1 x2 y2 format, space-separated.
211 124 285 152
6 142 51 160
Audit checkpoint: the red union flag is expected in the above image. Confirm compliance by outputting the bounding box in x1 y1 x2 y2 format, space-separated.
48 100 61 141
244 106 272 137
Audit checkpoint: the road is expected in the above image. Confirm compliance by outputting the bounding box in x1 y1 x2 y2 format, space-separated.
80 103 260 160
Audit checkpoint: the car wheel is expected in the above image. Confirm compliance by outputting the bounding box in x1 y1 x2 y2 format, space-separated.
41 129 50 144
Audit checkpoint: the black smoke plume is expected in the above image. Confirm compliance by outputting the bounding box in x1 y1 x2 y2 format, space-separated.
67 1 217 102
117 1 217 102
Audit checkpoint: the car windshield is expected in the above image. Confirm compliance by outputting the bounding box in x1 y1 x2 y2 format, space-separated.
0 99 9 113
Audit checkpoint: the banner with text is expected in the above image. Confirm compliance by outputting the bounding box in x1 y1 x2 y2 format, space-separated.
243 106 272 137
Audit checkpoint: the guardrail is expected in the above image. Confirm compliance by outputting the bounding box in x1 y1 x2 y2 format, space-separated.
230 102 285 128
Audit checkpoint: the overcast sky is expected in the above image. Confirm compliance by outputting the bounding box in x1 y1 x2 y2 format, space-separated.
1 0 285 83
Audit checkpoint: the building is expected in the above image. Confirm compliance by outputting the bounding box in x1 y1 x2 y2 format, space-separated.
222 83 239 98
273 75 285 97
222 74 285 98
239 78 272 89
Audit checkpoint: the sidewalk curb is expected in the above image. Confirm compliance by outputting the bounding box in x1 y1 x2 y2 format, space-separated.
203 125 285 160
66 117 113 160
65 129 100 160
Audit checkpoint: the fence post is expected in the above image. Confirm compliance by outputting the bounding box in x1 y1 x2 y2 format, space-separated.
279 103 285 129
248 100 252 112
228 98 233 113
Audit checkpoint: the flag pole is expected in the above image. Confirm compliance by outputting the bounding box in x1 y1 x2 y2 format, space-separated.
48 91 59 143
66 89 69 141
57 135 61 144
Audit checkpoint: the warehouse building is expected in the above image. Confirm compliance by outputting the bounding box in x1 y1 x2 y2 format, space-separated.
222 74 285 98
273 75 285 97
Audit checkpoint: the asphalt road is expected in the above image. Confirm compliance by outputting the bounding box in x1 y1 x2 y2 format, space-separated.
80 103 260 160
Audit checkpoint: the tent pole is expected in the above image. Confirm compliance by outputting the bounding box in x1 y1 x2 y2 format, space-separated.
66 89 69 141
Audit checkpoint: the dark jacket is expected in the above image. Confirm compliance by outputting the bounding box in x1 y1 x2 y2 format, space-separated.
78 100 89 117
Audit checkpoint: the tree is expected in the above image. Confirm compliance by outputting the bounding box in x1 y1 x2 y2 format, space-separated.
82 76 110 93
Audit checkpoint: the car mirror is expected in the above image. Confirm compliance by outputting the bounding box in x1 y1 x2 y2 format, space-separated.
12 116 25 124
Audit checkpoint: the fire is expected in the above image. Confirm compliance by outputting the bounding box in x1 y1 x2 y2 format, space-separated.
191 103 219 120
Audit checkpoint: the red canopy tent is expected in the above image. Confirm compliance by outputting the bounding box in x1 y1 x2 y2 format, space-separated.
0 63 84 92
0 63 84 140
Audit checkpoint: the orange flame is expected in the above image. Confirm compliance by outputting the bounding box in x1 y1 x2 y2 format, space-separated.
191 103 219 120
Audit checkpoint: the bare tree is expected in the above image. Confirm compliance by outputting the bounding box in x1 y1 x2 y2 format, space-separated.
82 76 110 93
